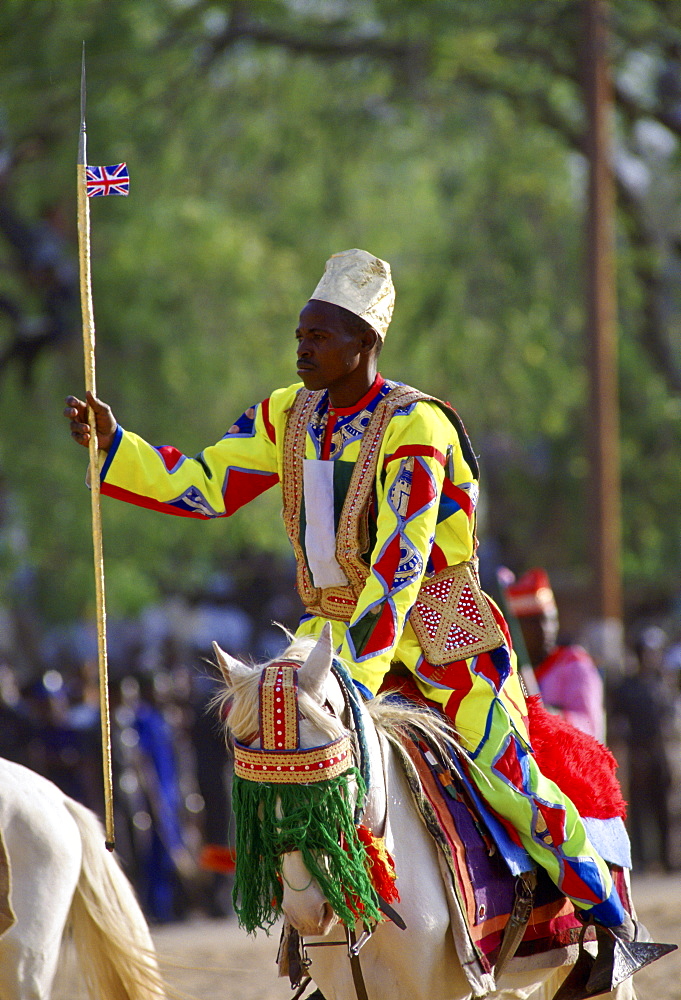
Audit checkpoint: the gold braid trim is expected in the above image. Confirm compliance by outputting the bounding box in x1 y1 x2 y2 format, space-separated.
259 663 299 750
233 735 354 784
335 386 428 595
281 389 332 611
282 385 430 621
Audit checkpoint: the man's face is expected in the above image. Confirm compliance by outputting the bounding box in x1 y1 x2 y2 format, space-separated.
295 300 371 401
519 610 559 665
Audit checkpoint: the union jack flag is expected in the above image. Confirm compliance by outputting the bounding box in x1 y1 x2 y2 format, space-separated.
86 163 129 197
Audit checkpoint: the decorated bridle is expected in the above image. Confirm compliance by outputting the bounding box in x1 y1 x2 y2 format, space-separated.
230 656 402 1000
233 660 354 784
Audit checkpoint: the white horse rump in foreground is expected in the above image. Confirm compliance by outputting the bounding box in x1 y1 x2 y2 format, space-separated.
0 756 165 1000
213 624 637 1000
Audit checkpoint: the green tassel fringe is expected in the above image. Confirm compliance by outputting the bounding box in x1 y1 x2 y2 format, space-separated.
232 768 381 932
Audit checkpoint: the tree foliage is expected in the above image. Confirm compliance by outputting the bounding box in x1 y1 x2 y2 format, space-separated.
1 0 680 630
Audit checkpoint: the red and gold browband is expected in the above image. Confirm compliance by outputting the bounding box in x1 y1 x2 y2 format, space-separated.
233 734 354 784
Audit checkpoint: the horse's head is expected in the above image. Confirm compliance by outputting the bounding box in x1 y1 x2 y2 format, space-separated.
212 622 347 760
213 624 383 937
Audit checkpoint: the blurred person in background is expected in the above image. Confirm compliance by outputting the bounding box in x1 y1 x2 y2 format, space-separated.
121 672 194 922
0 660 32 765
19 669 96 805
190 658 234 917
507 567 606 742
610 627 676 872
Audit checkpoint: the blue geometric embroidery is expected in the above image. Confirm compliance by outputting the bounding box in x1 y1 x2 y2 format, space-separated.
308 380 399 459
169 486 220 517
224 404 258 438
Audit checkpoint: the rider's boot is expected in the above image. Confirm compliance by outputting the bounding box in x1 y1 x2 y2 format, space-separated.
583 912 675 996
552 910 677 1000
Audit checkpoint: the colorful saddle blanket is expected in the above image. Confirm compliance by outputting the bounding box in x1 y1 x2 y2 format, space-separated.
393 729 632 979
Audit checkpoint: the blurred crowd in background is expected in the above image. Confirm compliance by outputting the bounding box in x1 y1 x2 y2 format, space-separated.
0 553 303 924
1 552 681 924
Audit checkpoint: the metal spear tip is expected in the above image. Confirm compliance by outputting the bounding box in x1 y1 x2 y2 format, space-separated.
80 42 87 126
78 42 87 164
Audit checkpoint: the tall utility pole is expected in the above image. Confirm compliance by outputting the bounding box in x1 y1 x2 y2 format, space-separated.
582 0 623 671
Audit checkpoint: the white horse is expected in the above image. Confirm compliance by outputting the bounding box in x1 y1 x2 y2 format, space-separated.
0 756 166 1000
213 624 637 1000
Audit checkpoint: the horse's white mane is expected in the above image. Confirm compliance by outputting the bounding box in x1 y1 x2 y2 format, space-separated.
213 633 346 745
214 631 461 758
367 692 460 759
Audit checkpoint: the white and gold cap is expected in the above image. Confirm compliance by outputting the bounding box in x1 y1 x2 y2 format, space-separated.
309 248 395 340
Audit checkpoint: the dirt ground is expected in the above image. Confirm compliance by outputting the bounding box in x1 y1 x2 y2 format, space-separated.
53 871 680 1000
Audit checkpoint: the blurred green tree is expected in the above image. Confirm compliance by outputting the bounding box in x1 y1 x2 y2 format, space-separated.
0 0 679 638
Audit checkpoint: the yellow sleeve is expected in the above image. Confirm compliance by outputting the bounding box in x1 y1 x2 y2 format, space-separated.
99 386 298 518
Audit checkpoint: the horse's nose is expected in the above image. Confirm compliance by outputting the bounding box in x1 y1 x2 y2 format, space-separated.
304 901 337 936
285 899 337 937
281 851 338 936
319 901 336 934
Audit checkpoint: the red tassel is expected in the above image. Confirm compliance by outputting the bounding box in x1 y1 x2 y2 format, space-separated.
356 825 400 903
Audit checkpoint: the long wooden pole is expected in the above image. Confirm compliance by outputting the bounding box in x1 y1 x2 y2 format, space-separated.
76 47 115 850
582 0 624 677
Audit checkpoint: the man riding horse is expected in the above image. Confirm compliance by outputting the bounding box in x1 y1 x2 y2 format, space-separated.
65 248 667 992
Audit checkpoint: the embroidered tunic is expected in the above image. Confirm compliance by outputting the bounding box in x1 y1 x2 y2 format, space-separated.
97 372 624 925
99 375 482 697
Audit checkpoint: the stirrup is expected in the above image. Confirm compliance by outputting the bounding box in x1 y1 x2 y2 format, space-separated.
551 919 677 1000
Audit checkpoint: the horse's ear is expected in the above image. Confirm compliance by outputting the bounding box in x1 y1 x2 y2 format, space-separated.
297 622 334 704
212 642 251 687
